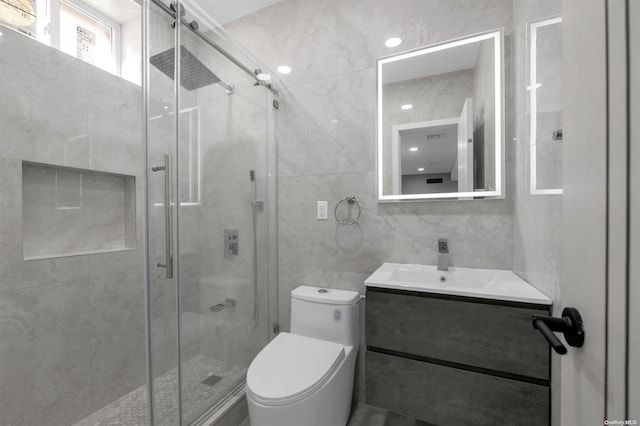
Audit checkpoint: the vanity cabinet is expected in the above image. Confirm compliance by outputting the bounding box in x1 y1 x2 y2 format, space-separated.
365 287 551 426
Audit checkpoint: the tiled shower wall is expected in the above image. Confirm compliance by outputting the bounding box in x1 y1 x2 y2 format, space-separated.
225 0 515 401
0 29 146 425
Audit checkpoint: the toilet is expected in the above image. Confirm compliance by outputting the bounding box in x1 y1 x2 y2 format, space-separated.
246 285 361 426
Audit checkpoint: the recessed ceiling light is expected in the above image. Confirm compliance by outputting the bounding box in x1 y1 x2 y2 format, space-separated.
385 37 402 47
277 65 291 74
163 105 169 110
418 168 425 171
401 104 413 110
409 147 418 152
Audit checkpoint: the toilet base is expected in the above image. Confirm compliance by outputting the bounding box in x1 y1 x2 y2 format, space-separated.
247 346 356 426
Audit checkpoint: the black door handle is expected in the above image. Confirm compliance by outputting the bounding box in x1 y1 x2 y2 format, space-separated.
532 307 585 355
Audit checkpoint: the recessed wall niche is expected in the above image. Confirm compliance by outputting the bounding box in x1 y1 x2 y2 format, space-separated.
22 162 136 260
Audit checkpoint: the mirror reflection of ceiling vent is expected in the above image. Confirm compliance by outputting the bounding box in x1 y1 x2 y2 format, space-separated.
426 134 442 140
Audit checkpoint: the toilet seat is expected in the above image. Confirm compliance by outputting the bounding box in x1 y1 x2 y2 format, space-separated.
246 332 345 406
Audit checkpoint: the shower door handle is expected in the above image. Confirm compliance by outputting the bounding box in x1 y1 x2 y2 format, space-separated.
152 153 174 279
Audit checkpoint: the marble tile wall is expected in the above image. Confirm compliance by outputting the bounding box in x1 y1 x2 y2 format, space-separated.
225 0 515 402
0 28 146 425
21 163 136 259
512 0 562 307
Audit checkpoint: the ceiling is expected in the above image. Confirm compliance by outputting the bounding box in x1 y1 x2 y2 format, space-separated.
400 123 458 176
192 0 284 25
382 42 480 85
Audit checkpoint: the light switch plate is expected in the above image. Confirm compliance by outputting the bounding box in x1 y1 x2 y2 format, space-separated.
317 201 328 220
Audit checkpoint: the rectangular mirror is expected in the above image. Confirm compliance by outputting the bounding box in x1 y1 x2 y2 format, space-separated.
377 30 504 201
528 17 563 195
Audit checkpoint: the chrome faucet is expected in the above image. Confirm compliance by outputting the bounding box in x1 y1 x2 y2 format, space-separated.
437 238 449 271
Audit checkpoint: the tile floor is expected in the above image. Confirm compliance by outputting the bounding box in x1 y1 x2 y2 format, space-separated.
238 403 430 426
346 404 431 426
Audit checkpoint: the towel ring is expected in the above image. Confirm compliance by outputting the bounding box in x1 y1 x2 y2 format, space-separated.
335 196 361 225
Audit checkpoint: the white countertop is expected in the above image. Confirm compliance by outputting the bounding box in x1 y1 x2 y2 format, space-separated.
364 263 552 305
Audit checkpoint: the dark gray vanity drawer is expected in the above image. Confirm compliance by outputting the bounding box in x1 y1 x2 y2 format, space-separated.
366 351 549 426
366 289 550 380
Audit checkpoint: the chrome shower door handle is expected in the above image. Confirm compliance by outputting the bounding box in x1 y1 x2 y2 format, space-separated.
152 153 174 279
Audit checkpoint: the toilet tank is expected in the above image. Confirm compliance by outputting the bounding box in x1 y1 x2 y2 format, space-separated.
290 286 360 347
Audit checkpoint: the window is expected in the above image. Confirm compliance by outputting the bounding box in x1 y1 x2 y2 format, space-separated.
58 0 119 74
0 0 140 82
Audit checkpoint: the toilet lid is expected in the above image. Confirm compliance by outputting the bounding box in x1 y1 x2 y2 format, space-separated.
247 332 345 406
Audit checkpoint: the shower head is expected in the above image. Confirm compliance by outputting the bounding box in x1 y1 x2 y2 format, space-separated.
249 170 255 181
150 45 221 91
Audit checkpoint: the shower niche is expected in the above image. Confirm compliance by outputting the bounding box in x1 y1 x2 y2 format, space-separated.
22 162 137 260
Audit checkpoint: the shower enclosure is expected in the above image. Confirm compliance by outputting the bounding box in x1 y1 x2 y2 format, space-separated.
144 0 278 424
0 0 276 423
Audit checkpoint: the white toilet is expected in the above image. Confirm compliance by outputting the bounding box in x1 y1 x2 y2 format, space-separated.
246 285 361 426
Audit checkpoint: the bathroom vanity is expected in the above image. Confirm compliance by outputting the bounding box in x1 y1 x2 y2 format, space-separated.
364 263 552 426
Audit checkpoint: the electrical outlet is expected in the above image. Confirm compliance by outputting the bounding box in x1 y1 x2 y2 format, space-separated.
317 201 328 220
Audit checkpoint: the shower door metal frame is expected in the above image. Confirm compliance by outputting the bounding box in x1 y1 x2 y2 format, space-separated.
142 0 185 423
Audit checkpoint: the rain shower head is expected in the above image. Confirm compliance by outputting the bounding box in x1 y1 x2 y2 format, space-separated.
150 45 221 91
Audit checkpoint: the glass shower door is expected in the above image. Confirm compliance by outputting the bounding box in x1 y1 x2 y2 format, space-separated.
145 0 276 424
175 8 272 424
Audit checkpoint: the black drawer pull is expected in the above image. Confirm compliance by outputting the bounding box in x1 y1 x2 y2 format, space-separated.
532 307 585 355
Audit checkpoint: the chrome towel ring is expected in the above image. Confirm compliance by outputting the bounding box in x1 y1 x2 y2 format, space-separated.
335 196 361 225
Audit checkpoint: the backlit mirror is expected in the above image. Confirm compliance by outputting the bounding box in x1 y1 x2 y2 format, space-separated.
528 17 563 195
377 30 504 201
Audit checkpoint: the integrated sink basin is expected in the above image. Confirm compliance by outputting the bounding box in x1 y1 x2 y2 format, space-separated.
365 263 552 305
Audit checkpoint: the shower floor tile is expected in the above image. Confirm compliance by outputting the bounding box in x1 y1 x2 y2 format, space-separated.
74 355 245 426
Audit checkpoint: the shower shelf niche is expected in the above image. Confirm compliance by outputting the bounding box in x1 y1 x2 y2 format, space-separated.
22 162 137 261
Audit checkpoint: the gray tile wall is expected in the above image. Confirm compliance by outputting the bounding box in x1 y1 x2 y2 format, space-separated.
225 0 515 402
512 0 562 302
21 163 136 259
0 28 146 425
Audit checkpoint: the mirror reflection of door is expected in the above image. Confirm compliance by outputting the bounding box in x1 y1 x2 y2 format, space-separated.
392 99 474 195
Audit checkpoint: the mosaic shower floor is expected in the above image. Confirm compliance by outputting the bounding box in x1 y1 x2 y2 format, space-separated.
74 355 245 426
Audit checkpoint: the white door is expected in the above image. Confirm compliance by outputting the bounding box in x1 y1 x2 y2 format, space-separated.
562 0 635 423
457 98 473 192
